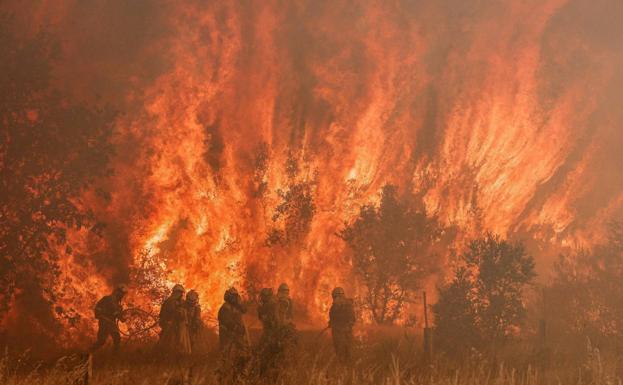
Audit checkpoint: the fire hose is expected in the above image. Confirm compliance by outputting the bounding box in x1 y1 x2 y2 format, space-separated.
117 307 160 338
115 307 219 338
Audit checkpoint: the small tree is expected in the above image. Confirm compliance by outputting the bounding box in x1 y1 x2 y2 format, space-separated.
340 185 443 324
434 234 536 355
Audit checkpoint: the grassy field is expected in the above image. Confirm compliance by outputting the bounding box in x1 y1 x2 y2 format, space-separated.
1 328 620 385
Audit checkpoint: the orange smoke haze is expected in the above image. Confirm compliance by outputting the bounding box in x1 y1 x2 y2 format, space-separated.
2 0 622 346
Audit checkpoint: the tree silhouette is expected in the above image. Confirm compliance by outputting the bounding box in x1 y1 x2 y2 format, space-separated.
434 234 536 355
340 185 443 324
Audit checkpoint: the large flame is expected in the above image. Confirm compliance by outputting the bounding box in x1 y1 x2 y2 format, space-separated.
2 0 623 344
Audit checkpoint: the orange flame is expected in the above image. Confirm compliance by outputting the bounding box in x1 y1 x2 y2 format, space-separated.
2 0 623 344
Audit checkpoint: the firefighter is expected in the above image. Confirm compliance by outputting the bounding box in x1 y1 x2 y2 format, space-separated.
218 287 248 353
275 282 297 353
276 283 293 326
218 287 249 381
158 284 192 356
328 287 356 363
185 289 204 354
91 285 128 353
257 288 279 376
257 288 278 337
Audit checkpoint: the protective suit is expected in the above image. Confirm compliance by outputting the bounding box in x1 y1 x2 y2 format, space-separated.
158 284 192 356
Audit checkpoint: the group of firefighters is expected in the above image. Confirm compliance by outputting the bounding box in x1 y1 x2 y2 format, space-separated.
90 283 356 372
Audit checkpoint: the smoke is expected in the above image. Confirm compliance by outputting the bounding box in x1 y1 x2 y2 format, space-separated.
1 0 622 346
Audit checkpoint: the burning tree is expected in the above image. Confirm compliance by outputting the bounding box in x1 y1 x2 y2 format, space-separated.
434 234 536 355
340 185 443 324
0 20 114 326
267 153 316 246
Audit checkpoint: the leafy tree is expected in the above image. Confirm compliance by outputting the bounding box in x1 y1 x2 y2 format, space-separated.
0 19 114 326
434 234 536 355
340 185 444 324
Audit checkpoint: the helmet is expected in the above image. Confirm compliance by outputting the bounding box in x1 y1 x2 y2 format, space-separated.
259 288 273 301
186 290 199 303
278 283 289 293
172 284 185 293
224 287 239 303
114 284 128 296
332 287 345 299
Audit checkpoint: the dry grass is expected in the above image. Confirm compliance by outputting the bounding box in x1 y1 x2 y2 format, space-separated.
1 330 621 385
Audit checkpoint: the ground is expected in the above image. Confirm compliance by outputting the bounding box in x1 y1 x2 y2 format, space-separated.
0 328 619 385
